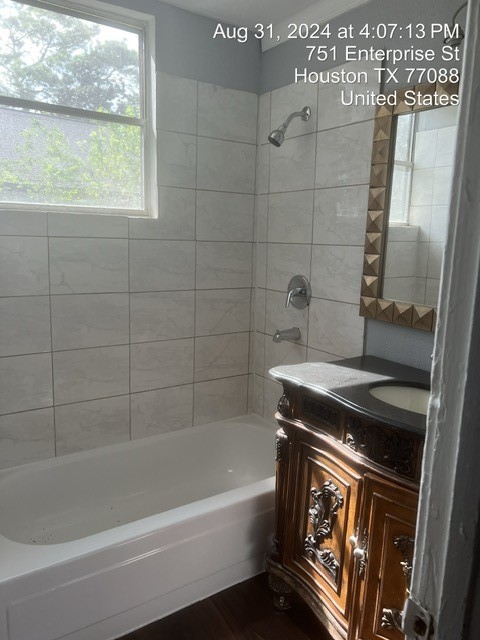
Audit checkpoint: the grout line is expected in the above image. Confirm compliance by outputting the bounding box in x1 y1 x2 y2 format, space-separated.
159 127 257 146
246 93 260 415
127 235 132 440
0 373 253 421
306 120 320 352
45 226 57 457
192 79 199 428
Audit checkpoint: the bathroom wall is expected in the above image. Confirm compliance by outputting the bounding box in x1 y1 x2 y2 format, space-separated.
0 64 257 469
110 0 261 93
251 61 378 418
260 0 463 373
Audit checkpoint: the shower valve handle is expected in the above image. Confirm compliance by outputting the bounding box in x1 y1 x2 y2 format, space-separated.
285 275 312 310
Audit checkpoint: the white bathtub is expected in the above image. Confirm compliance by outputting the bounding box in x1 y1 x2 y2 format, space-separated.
0 414 275 640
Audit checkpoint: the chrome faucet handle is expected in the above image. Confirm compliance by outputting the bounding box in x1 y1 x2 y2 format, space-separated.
285 275 312 310
285 286 306 308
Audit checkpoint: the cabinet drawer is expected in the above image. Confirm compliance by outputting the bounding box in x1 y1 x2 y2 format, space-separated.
284 435 362 624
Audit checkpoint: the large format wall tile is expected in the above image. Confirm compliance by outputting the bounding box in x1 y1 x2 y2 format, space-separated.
0 211 47 236
266 243 311 292
315 120 374 188
308 298 364 358
194 333 250 381
55 396 130 455
51 293 129 350
130 291 195 342
49 238 128 294
197 137 256 193
193 375 248 425
157 130 197 188
0 353 52 415
255 195 268 242
268 190 314 243
53 345 129 405
129 187 195 240
263 377 283 421
271 81 317 139
256 144 270 194
264 338 307 374
0 236 49 296
254 288 266 333
131 385 193 438
0 408 54 470
0 72 258 468
196 242 252 289
195 289 251 336
311 245 364 304
129 240 195 292
48 213 128 238
254 331 265 376
269 133 316 193
257 93 271 145
0 297 51 357
198 83 257 144
196 191 254 241
157 73 197 134
130 338 194 392
317 61 378 131
313 185 369 245
254 243 267 288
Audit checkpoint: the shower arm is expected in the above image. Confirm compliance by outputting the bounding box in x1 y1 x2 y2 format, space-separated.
451 1 468 24
279 107 311 131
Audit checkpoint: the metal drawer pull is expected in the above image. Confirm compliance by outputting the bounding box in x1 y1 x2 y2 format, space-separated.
350 528 368 578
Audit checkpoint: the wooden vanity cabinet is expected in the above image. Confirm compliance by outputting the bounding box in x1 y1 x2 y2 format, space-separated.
352 474 418 640
266 388 422 640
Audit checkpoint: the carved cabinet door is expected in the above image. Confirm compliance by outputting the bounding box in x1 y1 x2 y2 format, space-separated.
351 473 418 640
284 432 363 632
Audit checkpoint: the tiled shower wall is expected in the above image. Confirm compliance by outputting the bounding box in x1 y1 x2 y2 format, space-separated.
0 73 257 470
251 62 377 418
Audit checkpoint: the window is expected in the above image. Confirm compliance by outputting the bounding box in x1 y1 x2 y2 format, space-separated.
0 0 156 215
389 113 416 225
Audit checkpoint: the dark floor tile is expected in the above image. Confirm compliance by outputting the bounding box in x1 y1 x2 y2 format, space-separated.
120 573 327 640
212 574 324 640
122 598 235 640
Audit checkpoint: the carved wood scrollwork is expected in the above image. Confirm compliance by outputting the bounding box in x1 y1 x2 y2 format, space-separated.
275 428 288 462
393 534 415 588
302 397 339 427
381 607 403 631
381 534 415 632
346 417 416 477
277 391 291 418
304 480 344 582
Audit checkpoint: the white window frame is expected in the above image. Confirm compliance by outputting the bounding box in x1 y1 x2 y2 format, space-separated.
0 0 157 218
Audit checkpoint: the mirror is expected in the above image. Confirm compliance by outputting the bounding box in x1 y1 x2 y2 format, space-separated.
360 82 459 331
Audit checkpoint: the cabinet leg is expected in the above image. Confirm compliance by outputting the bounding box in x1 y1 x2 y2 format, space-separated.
267 573 293 611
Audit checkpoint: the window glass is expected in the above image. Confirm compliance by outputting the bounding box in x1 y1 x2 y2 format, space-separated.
0 0 149 213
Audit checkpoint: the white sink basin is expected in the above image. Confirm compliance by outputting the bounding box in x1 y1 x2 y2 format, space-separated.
369 385 430 415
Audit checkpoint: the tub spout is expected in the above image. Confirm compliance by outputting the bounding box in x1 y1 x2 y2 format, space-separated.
273 327 301 343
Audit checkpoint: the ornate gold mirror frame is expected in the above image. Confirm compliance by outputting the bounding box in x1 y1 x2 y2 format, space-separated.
359 81 459 332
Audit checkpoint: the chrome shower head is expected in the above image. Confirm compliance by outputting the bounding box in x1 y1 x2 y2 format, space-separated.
444 24 465 48
268 106 311 147
443 1 468 48
268 125 286 147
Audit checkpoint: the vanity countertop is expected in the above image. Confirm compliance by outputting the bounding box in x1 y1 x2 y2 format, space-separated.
269 356 430 435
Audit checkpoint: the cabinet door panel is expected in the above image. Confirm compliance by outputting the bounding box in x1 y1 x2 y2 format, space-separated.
354 474 418 640
284 435 362 623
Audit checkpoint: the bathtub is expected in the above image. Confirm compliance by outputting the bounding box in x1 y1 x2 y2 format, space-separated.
0 414 276 640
